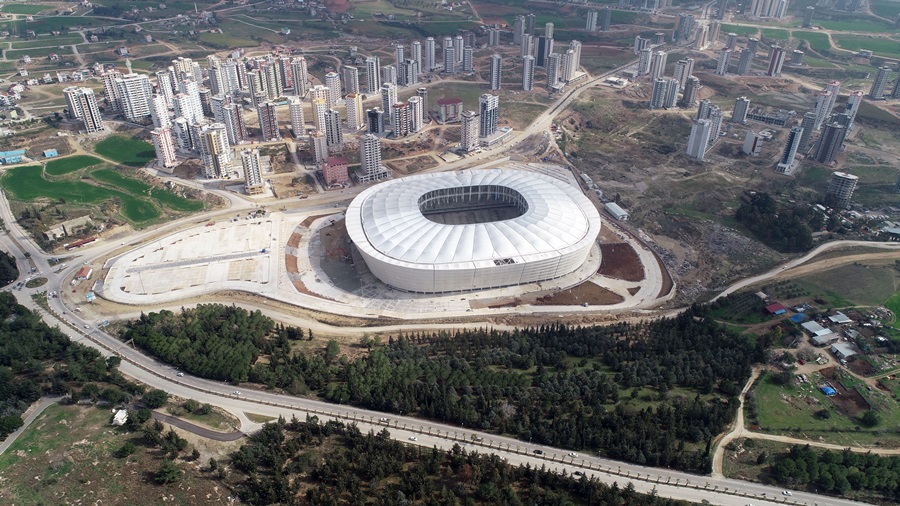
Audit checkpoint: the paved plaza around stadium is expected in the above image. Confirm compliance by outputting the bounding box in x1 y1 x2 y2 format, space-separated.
99 164 672 319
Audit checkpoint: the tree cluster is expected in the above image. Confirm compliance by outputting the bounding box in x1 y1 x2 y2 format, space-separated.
735 193 818 252
0 292 124 438
770 445 900 500
230 416 691 506
119 304 275 383
0 250 18 286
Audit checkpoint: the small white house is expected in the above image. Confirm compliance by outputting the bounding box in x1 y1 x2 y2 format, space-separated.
111 409 128 426
604 202 630 221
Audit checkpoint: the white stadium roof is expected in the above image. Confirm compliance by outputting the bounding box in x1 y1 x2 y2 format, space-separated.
346 168 602 292
352 169 594 264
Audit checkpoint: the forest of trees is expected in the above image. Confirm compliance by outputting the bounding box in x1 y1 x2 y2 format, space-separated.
735 192 819 252
0 250 18 286
119 304 276 383
0 292 127 438
230 416 692 506
124 304 764 473
769 445 900 500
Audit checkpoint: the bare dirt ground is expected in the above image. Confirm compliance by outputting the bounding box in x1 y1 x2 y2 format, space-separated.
598 243 644 282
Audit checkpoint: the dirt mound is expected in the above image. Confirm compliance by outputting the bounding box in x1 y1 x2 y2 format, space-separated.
598 243 644 281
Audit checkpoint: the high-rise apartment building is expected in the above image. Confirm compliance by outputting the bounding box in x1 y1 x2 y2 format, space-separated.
775 126 803 175
241 149 265 195
826 171 859 209
345 93 364 131
257 101 281 141
520 34 533 58
737 47 753 75
381 65 397 86
365 56 381 94
649 51 668 80
151 127 178 169
115 73 153 121
380 83 398 122
391 102 410 137
407 96 423 133
325 72 342 105
797 111 817 154
443 43 456 74
358 133 389 183
489 54 502 91
478 94 499 138
673 58 694 89
681 76 700 108
460 110 480 152
586 11 598 32
813 90 834 130
870 66 892 99
197 123 232 179
291 57 308 96
686 119 712 161
716 49 731 76
546 52 561 88
513 15 525 45
222 103 247 146
601 7 612 31
522 55 535 91
410 41 422 71
767 46 785 76
289 96 305 136
732 96 750 123
424 37 436 71
814 118 848 164
462 47 474 73
63 86 104 133
366 108 385 135
149 94 170 129
324 108 343 149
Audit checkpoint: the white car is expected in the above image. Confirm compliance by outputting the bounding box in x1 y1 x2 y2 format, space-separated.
177 372 184 377
568 452 578 457
83 324 90 329
782 491 792 496
232 390 241 395
408 436 417 441
379 417 388 422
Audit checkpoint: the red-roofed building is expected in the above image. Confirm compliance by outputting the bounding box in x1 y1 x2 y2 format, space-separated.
324 156 349 187
765 303 786 315
76 265 93 280
437 97 463 123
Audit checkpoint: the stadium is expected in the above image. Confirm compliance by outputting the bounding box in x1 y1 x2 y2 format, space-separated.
345 168 603 293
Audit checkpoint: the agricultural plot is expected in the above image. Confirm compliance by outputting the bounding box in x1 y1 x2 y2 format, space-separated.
198 32 259 48
44 155 103 176
870 0 900 18
795 263 899 308
93 136 155 167
0 4 52 14
796 31 831 53
814 18 894 33
7 34 84 50
761 28 790 41
720 24 759 36
832 34 900 59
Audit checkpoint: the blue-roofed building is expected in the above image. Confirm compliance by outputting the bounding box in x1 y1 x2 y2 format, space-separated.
43 149 58 158
789 313 808 324
820 386 836 396
0 149 26 164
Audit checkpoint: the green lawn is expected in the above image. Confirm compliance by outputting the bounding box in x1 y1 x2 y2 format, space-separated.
814 18 894 33
93 136 155 167
795 263 899 307
91 169 202 212
198 32 258 48
7 35 83 49
870 0 900 18
720 24 758 36
0 4 52 14
885 292 900 329
750 372 898 447
1 165 159 223
796 31 831 53
832 34 900 59
44 155 103 176
761 28 790 41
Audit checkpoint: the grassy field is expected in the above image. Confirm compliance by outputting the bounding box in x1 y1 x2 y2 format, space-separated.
794 263 899 307
1 165 160 223
795 31 831 53
0 403 225 504
750 371 899 447
0 4 52 14
814 18 894 32
885 292 900 330
92 169 203 212
870 0 900 18
761 28 790 41
44 155 103 176
7 34 84 49
6 45 72 59
832 34 900 59
720 24 758 36
198 32 258 48
93 136 155 167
